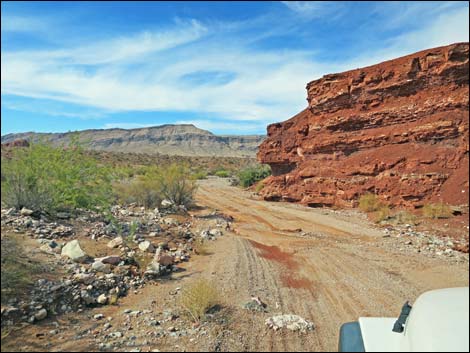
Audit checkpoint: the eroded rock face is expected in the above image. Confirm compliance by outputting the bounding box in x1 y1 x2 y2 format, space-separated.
257 43 469 208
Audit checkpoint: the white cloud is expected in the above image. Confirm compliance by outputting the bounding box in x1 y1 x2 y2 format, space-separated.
2 3 469 133
281 1 337 19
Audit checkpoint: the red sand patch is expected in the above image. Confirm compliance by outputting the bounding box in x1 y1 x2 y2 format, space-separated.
249 239 312 289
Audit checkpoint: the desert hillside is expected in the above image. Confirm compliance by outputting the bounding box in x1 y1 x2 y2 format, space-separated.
1 124 265 158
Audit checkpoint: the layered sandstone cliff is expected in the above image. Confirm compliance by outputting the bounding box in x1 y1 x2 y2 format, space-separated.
257 43 469 208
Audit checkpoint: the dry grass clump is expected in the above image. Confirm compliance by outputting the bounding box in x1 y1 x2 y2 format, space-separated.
358 193 383 212
422 203 453 219
372 206 391 223
180 279 219 323
193 238 210 256
1 236 42 304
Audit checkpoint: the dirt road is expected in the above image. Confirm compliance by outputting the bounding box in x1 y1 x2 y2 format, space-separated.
2 177 468 352
191 177 469 351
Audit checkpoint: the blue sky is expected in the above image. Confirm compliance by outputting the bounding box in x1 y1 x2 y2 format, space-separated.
1 1 469 136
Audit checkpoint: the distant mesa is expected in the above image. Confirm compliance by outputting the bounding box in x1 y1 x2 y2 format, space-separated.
1 124 265 158
257 42 469 208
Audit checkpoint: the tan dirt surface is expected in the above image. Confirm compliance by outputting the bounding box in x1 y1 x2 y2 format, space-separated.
2 177 468 352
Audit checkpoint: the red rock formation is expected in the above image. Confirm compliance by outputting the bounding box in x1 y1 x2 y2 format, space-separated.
257 43 469 208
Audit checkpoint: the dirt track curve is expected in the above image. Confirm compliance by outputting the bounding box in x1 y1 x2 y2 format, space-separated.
192 177 469 351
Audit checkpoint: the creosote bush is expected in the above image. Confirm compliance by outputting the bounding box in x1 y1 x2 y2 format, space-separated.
180 279 219 323
422 203 453 219
1 139 113 215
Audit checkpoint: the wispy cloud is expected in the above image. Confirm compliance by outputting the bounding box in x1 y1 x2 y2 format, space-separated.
1 14 46 33
1 2 469 135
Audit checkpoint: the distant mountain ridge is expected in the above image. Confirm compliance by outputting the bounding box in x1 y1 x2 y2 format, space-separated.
1 124 265 157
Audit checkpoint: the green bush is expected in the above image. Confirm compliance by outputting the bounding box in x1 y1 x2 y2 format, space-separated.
237 165 271 188
114 163 197 208
358 193 382 212
214 170 230 178
1 140 113 215
191 170 208 180
113 173 162 208
422 203 452 219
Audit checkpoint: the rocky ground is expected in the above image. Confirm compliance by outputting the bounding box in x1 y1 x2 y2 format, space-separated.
1 177 469 352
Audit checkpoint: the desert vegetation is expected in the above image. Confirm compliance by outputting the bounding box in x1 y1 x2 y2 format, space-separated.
179 279 220 323
1 139 113 216
422 202 453 219
237 165 271 187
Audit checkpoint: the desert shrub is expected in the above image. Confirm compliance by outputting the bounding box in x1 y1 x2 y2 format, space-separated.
113 175 162 208
1 139 113 215
158 163 197 207
358 193 383 212
372 206 391 223
191 170 208 180
1 236 42 303
237 165 271 188
214 170 230 178
113 163 196 208
422 203 453 219
180 279 219 323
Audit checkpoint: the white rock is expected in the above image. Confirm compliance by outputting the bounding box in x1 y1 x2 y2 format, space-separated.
138 241 155 253
61 240 88 263
161 199 173 208
97 294 108 305
20 207 34 216
265 314 314 332
34 308 48 321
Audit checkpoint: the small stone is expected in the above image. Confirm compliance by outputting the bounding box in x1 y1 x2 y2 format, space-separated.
34 308 48 321
20 207 34 216
92 261 111 273
139 241 155 253
94 313 105 320
97 294 108 305
107 236 123 249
